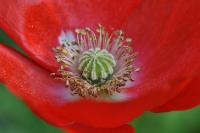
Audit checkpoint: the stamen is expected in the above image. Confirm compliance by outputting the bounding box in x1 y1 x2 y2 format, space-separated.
52 25 138 98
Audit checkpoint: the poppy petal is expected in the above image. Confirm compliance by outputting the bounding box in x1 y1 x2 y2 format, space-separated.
0 0 140 71
0 43 146 128
0 0 199 129
152 75 200 112
0 1 62 71
121 0 200 110
64 124 135 133
0 43 73 126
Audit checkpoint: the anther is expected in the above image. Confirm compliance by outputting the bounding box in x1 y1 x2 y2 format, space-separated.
52 25 138 98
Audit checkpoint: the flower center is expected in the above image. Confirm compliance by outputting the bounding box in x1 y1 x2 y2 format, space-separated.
52 25 138 98
78 48 116 85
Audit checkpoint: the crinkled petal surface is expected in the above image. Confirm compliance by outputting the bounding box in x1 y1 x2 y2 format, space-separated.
0 0 200 129
0 0 140 71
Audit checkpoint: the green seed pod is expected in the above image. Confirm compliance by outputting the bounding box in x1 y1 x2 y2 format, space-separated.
78 48 116 84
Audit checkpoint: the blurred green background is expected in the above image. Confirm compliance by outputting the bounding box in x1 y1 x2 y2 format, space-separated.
0 30 200 133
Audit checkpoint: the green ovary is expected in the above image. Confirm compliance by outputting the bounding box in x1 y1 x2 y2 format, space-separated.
78 48 116 84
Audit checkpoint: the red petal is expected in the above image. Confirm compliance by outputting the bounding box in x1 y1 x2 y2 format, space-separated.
64 124 135 133
0 43 73 126
152 75 200 112
0 1 62 71
0 0 199 129
121 0 200 110
0 43 145 128
0 0 140 71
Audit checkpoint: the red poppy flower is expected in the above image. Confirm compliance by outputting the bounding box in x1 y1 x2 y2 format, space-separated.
0 0 199 133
